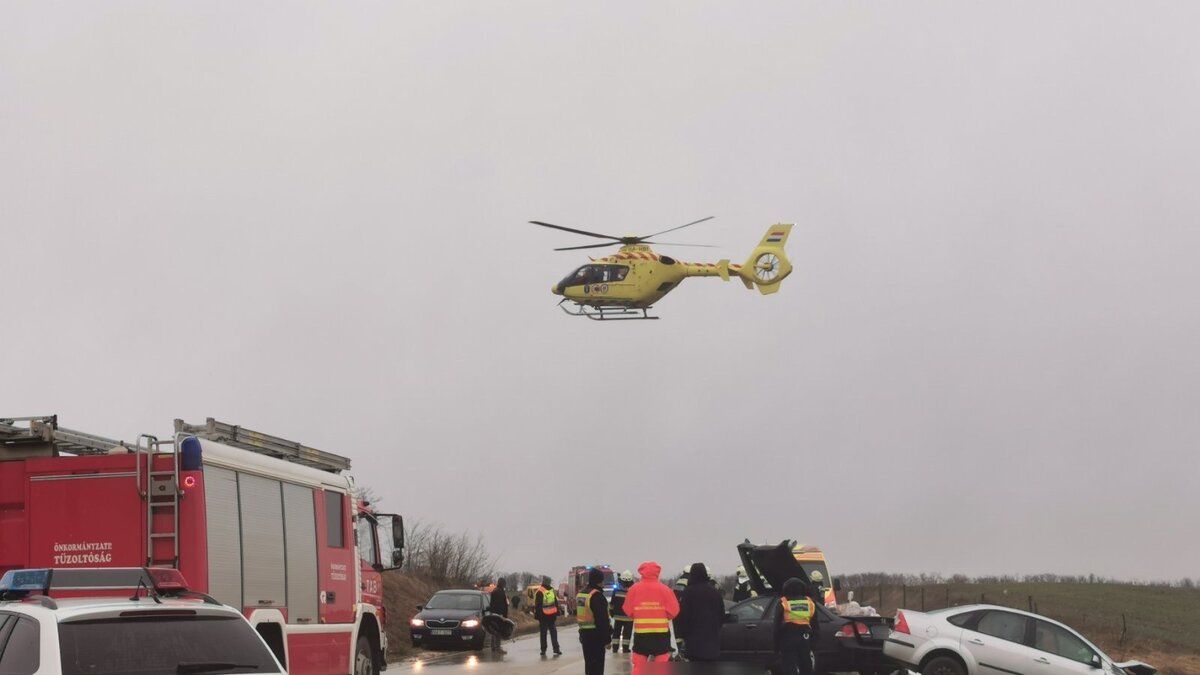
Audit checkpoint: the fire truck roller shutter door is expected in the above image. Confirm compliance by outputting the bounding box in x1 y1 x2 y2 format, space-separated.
282 482 319 624
238 473 287 609
203 465 243 608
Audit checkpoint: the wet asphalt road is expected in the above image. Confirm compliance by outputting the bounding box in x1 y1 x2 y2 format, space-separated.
391 626 638 675
389 631 914 675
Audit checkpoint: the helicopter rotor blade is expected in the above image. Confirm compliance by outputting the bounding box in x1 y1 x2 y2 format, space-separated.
530 221 623 241
553 242 623 251
642 216 715 240
642 241 719 248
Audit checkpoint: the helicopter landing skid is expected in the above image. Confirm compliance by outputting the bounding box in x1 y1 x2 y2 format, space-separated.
558 299 659 321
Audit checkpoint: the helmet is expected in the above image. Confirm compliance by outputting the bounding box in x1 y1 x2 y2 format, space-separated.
683 565 691 574
736 565 746 575
619 570 634 583
809 570 824 583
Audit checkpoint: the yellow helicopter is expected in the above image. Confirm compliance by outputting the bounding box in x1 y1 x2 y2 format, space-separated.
531 217 795 320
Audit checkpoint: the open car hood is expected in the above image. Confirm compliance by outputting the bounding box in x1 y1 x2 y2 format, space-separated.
737 539 807 595
1115 661 1157 675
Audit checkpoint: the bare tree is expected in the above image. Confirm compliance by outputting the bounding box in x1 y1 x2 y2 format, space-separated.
354 484 382 507
402 519 495 585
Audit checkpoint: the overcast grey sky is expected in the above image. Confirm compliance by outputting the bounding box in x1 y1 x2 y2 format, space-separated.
3 2 1199 583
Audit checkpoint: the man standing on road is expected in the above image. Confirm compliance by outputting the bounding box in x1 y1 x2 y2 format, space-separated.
610 570 634 653
624 561 679 675
577 568 611 675
535 576 562 656
776 577 820 675
675 562 724 662
486 577 509 654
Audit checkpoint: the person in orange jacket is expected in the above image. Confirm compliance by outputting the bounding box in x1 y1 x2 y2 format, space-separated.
623 561 680 675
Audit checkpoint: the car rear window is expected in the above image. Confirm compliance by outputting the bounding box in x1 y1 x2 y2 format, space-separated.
0 616 40 675
947 610 981 627
58 615 278 674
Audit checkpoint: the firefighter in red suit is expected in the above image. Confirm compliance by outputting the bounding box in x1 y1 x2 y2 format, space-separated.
623 561 680 675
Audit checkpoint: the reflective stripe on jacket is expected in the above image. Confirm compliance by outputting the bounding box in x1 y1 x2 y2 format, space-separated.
633 616 670 634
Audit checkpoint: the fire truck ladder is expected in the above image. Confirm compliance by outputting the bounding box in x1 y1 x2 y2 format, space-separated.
173 417 351 473
137 434 181 568
0 415 134 455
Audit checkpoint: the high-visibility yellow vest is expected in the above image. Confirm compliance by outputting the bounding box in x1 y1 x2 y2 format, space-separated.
781 597 814 626
577 589 601 629
540 588 559 616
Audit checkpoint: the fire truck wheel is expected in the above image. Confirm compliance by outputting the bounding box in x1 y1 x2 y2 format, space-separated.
353 635 377 675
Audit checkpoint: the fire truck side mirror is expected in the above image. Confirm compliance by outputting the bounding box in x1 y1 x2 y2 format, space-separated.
375 513 405 571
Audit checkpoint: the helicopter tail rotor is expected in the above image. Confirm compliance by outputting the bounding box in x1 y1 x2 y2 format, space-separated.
736 223 794 295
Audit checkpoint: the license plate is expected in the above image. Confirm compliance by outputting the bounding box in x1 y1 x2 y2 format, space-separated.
431 629 452 636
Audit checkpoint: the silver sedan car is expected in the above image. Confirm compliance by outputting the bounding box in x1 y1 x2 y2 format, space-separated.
882 604 1156 675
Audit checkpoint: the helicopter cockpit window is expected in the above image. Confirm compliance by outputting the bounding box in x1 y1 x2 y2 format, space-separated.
561 265 599 287
561 264 628 287
601 265 629 282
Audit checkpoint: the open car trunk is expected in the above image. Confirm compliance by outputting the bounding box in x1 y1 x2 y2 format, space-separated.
737 540 808 596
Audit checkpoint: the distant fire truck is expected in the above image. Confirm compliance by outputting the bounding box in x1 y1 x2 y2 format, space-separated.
0 415 405 675
560 564 616 614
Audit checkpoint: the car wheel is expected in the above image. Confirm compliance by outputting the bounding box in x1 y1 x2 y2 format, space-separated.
923 656 964 675
354 635 377 675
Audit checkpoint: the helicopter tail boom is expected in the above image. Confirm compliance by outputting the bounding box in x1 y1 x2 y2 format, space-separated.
735 223 794 295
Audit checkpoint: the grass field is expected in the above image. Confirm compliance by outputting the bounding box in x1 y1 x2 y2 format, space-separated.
845 581 1200 673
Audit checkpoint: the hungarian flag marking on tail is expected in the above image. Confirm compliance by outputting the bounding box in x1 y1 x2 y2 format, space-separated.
766 231 787 243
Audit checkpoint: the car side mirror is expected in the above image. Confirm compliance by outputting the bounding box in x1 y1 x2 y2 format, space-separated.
1090 654 1102 669
833 578 842 592
723 613 737 623
416 604 424 611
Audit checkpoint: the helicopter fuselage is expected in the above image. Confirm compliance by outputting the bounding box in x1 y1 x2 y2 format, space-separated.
552 244 738 309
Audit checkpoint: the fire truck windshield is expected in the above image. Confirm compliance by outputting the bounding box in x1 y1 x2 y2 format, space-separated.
58 615 280 675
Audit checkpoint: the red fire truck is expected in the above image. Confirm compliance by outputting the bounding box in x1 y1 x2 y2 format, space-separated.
0 415 405 675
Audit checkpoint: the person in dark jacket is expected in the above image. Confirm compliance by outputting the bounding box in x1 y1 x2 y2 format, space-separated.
534 576 562 656
577 568 611 675
610 569 634 653
776 577 820 675
674 562 725 662
486 577 509 653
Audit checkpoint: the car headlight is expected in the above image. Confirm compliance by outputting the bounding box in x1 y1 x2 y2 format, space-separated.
461 619 480 628
411 618 425 627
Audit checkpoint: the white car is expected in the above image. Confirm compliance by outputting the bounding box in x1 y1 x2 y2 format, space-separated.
0 568 284 675
882 604 1156 675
